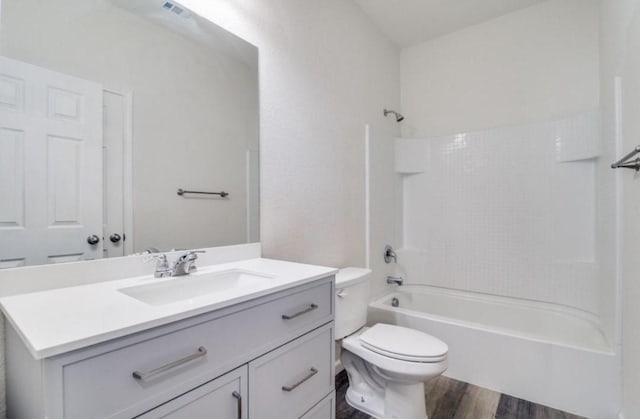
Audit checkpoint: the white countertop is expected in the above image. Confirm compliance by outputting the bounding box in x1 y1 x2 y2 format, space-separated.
0 258 337 360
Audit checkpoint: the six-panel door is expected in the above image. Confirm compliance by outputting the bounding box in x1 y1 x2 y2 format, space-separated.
0 56 103 267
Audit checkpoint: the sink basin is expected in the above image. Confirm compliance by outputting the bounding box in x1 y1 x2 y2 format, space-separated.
118 269 275 306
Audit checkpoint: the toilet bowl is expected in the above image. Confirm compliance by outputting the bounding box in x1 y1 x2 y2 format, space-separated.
336 268 448 419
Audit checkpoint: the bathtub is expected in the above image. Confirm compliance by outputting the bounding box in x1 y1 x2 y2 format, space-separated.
367 285 620 419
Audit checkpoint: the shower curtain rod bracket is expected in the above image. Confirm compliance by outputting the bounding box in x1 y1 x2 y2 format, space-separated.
611 145 640 171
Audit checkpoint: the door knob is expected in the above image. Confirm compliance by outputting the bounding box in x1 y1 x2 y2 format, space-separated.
87 235 100 245
110 233 122 243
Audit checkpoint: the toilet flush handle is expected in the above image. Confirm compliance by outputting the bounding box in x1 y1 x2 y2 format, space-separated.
336 289 348 298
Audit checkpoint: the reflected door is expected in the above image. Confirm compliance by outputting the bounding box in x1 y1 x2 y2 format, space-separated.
0 56 103 267
103 90 131 259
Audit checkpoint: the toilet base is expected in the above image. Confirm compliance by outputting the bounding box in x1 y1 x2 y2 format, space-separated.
345 381 428 419
382 381 428 419
345 386 385 418
342 350 429 419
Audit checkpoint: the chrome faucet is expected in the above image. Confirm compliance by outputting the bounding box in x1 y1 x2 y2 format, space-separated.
384 245 397 264
147 250 206 277
172 250 206 276
386 275 404 286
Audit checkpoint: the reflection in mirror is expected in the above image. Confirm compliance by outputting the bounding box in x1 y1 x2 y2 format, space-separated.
0 0 259 268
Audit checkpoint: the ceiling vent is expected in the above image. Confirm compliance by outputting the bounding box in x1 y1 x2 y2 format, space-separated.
162 1 191 18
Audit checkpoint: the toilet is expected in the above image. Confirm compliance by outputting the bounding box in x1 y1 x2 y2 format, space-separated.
336 267 448 419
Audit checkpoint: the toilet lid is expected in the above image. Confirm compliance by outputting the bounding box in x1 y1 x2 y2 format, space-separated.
359 324 448 362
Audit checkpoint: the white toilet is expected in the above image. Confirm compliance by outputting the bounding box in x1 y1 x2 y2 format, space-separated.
336 267 448 419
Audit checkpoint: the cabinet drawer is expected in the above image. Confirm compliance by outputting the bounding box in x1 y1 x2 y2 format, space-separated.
60 280 332 419
249 323 334 419
136 365 247 419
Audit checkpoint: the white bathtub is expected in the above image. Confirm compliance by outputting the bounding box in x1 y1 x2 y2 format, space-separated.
367 285 621 419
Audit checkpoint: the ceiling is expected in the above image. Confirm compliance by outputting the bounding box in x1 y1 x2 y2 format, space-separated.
353 0 546 48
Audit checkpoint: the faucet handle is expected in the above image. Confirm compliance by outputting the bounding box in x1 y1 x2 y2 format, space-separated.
177 250 206 262
156 254 169 268
144 254 172 278
384 245 397 264
173 250 206 275
144 253 167 266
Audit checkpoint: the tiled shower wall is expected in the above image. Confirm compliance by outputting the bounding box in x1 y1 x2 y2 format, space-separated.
399 111 601 314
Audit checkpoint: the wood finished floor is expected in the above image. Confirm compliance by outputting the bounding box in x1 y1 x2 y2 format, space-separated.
335 370 586 419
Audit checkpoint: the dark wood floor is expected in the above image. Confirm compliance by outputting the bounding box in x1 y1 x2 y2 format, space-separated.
335 370 586 419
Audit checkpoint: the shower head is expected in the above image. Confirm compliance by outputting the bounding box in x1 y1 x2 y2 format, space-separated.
384 109 404 122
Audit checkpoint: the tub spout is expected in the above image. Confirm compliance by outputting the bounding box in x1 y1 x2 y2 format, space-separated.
387 275 404 286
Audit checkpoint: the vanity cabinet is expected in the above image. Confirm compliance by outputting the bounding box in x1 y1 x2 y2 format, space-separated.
5 276 335 419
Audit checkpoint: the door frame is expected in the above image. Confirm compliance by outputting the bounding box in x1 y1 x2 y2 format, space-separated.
103 87 134 256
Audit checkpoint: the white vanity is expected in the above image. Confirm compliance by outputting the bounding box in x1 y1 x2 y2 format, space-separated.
1 255 337 419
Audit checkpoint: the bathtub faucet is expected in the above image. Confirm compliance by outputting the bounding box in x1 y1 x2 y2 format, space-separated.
384 245 397 263
386 275 404 286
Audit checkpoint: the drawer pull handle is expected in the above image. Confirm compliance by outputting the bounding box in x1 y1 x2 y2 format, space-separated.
282 304 318 320
132 346 207 381
232 391 242 419
281 367 318 392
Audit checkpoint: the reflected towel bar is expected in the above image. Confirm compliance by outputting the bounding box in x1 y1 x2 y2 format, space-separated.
177 188 229 198
611 145 640 171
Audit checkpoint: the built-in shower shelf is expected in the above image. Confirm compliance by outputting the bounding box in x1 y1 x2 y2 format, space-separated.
393 110 601 173
394 138 428 174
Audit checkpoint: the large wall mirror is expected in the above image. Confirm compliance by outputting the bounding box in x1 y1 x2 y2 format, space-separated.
0 0 260 267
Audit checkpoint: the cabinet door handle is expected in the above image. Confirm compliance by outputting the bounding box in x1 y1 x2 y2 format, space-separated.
281 367 318 392
132 346 207 381
232 391 242 419
281 304 318 320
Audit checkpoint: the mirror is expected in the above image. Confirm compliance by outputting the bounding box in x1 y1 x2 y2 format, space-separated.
0 0 260 267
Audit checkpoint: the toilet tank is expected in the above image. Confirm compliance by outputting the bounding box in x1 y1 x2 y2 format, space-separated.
335 267 372 340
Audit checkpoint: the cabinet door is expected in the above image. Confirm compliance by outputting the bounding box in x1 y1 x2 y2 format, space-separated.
136 366 247 419
300 392 335 419
249 323 334 419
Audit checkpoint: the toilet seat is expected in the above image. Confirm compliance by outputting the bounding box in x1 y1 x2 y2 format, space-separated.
359 324 448 362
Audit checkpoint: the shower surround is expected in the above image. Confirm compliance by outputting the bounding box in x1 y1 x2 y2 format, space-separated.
397 110 602 319
385 110 620 418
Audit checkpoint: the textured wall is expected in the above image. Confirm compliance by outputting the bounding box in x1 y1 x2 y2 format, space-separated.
179 0 400 269
400 0 600 138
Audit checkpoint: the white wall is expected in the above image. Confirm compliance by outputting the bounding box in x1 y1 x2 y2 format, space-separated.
598 0 638 383
178 0 401 269
621 10 640 415
0 1 400 417
601 0 640 416
395 0 608 318
0 0 257 253
400 0 600 138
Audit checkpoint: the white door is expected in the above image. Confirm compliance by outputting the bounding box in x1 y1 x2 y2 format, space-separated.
0 56 103 267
